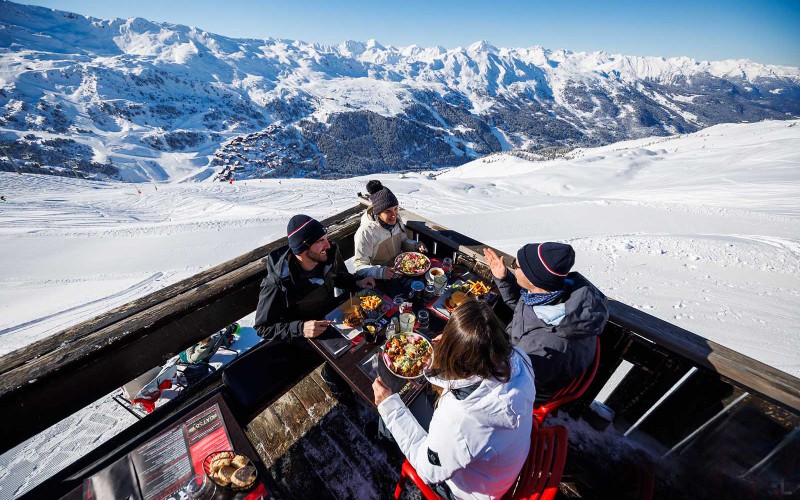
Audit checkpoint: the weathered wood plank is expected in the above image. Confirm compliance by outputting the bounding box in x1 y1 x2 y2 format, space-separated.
292 369 337 420
271 389 317 444
246 407 286 467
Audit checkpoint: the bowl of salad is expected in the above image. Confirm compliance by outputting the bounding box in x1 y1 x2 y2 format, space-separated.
382 332 433 379
393 252 431 277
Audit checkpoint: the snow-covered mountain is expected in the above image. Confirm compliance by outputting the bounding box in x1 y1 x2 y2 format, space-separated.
1 0 799 181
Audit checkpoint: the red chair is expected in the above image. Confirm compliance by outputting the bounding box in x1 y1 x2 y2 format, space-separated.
393 425 569 500
394 459 443 500
502 425 568 500
533 337 601 426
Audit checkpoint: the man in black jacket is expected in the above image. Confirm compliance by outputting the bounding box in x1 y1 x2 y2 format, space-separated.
254 214 375 403
255 214 375 342
484 243 608 402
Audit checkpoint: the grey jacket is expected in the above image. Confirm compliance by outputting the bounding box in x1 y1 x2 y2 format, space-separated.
494 272 609 400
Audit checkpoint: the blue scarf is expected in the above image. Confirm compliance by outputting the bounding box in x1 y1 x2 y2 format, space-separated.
521 289 564 307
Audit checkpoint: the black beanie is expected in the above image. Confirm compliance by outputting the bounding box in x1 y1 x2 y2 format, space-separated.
287 214 327 255
366 180 399 215
517 242 575 291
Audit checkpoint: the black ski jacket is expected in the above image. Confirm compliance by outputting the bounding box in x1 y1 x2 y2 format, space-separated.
254 244 358 342
494 271 609 400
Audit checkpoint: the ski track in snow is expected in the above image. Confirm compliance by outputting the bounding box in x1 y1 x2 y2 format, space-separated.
0 120 799 498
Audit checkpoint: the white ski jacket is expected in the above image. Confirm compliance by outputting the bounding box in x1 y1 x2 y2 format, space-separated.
378 347 536 500
353 208 419 279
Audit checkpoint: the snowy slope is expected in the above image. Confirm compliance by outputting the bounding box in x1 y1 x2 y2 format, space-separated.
1 1 799 181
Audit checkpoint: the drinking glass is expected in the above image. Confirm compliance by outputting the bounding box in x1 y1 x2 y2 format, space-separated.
417 310 430 331
399 312 416 333
442 258 453 278
183 474 215 500
393 295 405 308
363 320 379 344
424 284 436 303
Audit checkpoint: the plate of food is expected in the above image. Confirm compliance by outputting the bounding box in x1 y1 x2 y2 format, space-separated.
203 450 258 491
394 252 431 277
382 332 433 379
466 280 491 296
444 290 468 312
356 290 387 318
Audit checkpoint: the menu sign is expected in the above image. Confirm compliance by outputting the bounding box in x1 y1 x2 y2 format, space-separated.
130 403 232 500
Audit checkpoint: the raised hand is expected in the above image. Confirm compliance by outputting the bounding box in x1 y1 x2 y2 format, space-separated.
483 247 508 280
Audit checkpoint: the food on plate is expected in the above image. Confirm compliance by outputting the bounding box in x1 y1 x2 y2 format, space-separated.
231 454 249 468
444 291 468 311
209 453 232 474
205 451 257 490
467 280 490 296
231 466 257 488
217 465 237 485
343 306 364 328
383 333 432 378
360 294 383 311
394 252 430 275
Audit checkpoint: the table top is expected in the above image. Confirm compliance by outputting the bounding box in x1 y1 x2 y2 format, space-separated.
308 259 496 410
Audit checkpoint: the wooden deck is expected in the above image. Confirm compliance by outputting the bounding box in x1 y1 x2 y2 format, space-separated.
245 365 418 499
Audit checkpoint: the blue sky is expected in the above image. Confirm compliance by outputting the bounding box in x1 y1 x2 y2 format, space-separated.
18 0 800 66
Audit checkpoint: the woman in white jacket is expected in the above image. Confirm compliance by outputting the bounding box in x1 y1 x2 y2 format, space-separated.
373 300 536 500
354 180 426 280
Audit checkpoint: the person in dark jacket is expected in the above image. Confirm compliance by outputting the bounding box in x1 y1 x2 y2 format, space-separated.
254 214 375 342
484 243 609 402
254 214 376 402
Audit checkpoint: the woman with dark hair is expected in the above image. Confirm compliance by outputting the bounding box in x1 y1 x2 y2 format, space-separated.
373 300 536 500
354 180 426 279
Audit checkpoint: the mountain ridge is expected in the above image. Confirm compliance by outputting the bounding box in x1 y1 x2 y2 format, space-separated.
1 0 798 181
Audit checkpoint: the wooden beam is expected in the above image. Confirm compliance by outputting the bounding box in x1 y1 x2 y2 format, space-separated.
0 206 364 452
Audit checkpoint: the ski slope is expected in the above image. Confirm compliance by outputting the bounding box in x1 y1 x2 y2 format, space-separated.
1 120 798 374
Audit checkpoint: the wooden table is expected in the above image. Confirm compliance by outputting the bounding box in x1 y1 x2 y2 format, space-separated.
308 262 497 410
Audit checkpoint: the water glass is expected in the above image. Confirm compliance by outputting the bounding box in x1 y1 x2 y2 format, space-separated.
417 310 430 330
424 284 436 303
399 312 416 333
183 474 215 500
442 257 453 278
393 295 405 308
